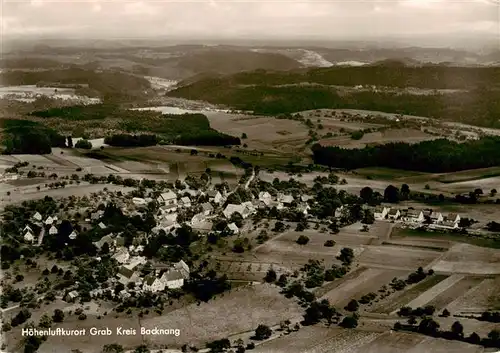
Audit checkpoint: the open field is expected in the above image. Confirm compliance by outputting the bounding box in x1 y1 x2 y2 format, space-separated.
320 267 408 308
253 326 381 353
253 228 366 267
204 111 309 151
141 283 303 348
0 183 134 207
436 166 500 183
404 335 484 353
216 259 294 281
446 277 500 313
357 245 441 271
401 274 467 311
353 167 428 180
424 276 484 311
392 227 500 250
431 243 500 275
253 327 484 353
371 275 449 314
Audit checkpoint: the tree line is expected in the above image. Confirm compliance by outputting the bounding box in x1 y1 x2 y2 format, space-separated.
311 137 500 173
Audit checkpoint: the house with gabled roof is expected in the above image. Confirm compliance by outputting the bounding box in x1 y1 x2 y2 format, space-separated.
24 231 35 243
174 260 190 279
179 196 191 208
387 209 401 220
32 212 42 222
207 190 223 204
430 212 444 223
201 202 214 216
45 216 54 225
444 213 460 225
297 203 311 215
163 269 185 289
64 290 79 302
143 274 166 293
157 190 177 206
94 234 114 250
48 225 58 235
68 231 78 240
374 206 390 220
405 209 424 223
112 247 130 264
278 194 294 205
23 225 33 233
227 222 239 234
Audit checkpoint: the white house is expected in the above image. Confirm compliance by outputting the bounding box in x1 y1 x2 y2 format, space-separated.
223 204 244 219
98 222 107 230
45 216 54 225
174 260 190 279
163 269 184 289
68 231 78 240
157 190 177 206
64 290 79 302
201 202 214 216
278 194 294 205
33 212 42 222
387 209 401 220
374 207 390 220
334 206 347 218
23 225 33 233
179 196 191 208
48 225 58 235
207 190 223 204
143 275 165 293
24 231 34 243
297 203 311 215
227 222 239 234
405 209 424 223
430 212 444 223
117 266 139 286
258 191 273 206
444 213 460 225
160 203 177 214
94 234 114 250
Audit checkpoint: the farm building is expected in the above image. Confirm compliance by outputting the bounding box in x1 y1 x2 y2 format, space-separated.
48 225 58 235
45 216 55 225
33 212 42 222
132 197 147 205
430 212 444 223
405 209 424 223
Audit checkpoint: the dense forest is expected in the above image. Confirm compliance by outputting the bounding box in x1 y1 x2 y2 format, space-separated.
169 65 500 128
103 134 159 147
2 120 66 155
311 137 500 173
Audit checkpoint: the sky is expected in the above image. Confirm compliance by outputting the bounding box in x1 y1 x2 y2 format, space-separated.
2 0 499 47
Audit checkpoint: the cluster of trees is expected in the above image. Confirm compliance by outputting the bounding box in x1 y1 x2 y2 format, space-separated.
395 318 500 348
104 134 158 147
3 119 66 155
312 137 500 173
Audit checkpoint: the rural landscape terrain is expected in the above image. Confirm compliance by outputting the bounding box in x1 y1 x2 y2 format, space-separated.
1 10 500 353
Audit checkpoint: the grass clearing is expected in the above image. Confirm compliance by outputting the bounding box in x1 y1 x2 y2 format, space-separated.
436 166 500 183
253 326 381 353
392 227 500 250
141 283 303 348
